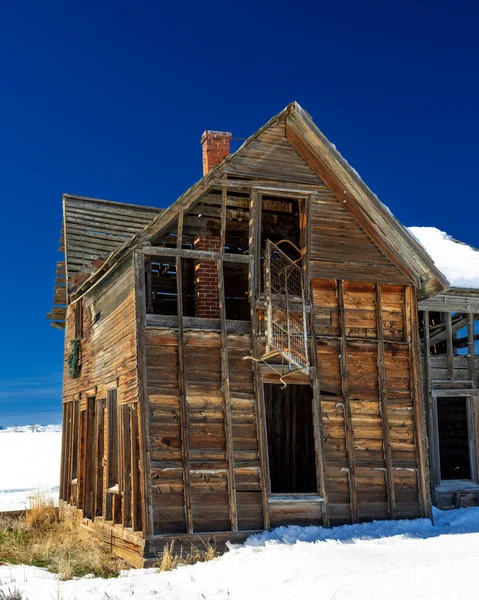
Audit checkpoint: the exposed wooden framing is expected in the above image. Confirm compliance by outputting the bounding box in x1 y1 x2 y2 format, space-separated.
375 284 396 519
248 189 270 530
423 310 440 487
220 186 227 250
134 252 153 536
175 212 193 533
432 389 479 397
446 313 454 379
140 246 252 263
405 286 432 519
337 280 359 523
218 185 238 531
218 258 238 531
209 178 318 196
467 313 475 381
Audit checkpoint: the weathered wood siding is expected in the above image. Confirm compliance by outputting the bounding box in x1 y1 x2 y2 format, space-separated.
313 279 427 524
223 115 322 185
146 328 263 535
60 257 144 537
310 190 410 285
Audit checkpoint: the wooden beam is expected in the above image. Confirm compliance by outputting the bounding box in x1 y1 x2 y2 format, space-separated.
422 310 440 487
248 189 270 530
140 246 252 263
175 212 193 534
133 251 154 536
337 280 359 523
130 404 142 531
467 313 475 381
218 256 238 531
375 283 396 519
446 313 454 379
209 177 323 195
405 286 432 519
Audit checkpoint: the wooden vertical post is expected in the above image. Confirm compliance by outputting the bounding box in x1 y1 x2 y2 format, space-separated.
446 313 454 380
175 212 194 534
467 313 475 381
375 283 396 519
133 251 154 536
337 280 359 523
405 286 432 520
59 403 68 501
305 194 330 526
423 310 439 487
218 186 238 531
130 404 142 531
248 189 270 530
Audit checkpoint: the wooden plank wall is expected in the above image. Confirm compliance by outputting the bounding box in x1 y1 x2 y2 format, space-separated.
145 328 263 535
313 279 426 524
60 257 144 538
310 189 411 285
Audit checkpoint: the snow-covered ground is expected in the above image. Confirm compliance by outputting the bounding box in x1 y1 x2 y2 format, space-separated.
2 426 479 598
1 507 479 599
0 425 61 511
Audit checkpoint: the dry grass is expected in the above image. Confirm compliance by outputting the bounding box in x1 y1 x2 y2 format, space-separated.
0 588 23 600
156 539 218 572
0 492 127 580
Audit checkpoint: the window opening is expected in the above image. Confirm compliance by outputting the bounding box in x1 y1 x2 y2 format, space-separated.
437 397 471 480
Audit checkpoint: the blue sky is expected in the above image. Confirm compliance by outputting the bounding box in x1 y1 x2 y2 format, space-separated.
1 0 478 425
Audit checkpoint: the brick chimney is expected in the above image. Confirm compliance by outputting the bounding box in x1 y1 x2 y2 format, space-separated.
194 131 232 318
201 130 232 176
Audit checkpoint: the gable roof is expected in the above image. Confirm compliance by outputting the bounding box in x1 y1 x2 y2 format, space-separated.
67 102 448 301
47 194 161 328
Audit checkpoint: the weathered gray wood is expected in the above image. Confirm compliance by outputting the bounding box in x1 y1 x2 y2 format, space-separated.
337 280 358 523
248 189 270 530
218 254 238 531
375 283 396 519
175 212 193 534
446 313 454 379
141 246 252 263
405 286 432 519
133 251 153 536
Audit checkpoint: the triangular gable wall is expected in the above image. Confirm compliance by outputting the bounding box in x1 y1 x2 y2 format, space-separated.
67 102 447 301
310 187 409 284
223 115 322 185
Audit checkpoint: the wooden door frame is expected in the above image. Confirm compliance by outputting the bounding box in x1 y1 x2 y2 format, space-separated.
431 390 479 486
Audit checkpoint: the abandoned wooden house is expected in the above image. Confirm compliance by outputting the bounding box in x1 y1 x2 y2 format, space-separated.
409 227 479 510
48 101 451 566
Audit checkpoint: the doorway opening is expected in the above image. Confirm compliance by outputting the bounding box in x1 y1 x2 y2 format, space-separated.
437 397 471 480
264 383 317 493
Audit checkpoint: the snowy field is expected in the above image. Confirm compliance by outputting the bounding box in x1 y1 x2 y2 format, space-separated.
2 427 479 598
0 425 61 511
1 507 479 599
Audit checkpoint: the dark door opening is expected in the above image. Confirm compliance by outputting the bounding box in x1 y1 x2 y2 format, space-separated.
264 383 317 493
437 397 471 480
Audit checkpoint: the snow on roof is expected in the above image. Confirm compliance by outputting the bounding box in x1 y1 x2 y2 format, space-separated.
408 226 479 290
